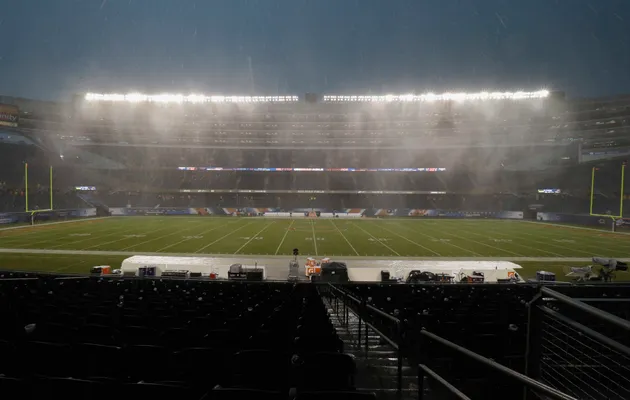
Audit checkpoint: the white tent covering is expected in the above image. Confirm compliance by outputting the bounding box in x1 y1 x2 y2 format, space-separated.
121 256 266 279
348 260 523 282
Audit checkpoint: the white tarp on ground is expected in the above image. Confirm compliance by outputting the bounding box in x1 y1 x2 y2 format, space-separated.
120 256 519 283
121 255 266 279
348 260 523 282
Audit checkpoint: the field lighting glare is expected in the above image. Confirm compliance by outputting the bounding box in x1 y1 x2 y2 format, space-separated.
85 93 299 104
322 90 550 103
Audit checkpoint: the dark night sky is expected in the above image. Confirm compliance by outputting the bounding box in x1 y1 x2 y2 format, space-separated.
1 0 630 101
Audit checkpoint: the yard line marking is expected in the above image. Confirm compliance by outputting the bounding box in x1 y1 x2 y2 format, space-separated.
194 221 256 254
374 222 441 256
275 219 295 255
451 220 630 254
393 222 482 256
497 221 630 252
330 219 360 256
108 222 208 251
501 229 613 256
310 220 318 256
156 221 232 252
451 224 566 257
407 222 525 256
82 226 178 250
11 225 122 248
45 223 154 249
351 222 401 256
437 229 525 256
234 222 275 255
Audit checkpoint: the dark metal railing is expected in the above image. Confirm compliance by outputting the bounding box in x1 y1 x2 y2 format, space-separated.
526 286 630 400
539 305 630 358
540 287 630 331
418 364 472 400
325 284 404 397
420 329 577 400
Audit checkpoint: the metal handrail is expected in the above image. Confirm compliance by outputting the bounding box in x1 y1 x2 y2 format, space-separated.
328 284 402 324
366 304 401 324
539 305 630 358
364 320 398 350
418 364 472 400
420 329 577 400
541 287 630 331
327 283 361 305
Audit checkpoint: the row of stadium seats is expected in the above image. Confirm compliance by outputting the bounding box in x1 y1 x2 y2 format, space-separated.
0 278 366 400
0 191 596 214
80 191 591 213
346 284 535 367
0 377 374 400
0 190 85 213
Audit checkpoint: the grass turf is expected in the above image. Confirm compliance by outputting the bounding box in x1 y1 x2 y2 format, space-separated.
0 216 628 280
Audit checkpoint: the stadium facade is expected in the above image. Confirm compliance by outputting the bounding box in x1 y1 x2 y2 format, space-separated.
0 90 629 215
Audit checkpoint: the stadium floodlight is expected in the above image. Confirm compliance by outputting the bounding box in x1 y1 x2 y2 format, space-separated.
322 90 550 103
85 92 299 104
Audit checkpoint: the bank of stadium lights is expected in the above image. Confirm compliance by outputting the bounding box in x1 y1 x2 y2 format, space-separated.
322 90 550 103
84 93 299 104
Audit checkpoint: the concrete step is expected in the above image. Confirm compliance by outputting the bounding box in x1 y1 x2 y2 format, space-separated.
357 375 418 390
337 332 381 340
355 356 408 368
357 388 421 400
346 349 398 357
359 364 415 376
346 344 395 352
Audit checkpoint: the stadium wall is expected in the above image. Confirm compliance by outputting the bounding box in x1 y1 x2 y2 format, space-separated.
0 208 96 225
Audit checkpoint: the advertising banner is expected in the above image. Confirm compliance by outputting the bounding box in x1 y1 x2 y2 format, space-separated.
0 213 18 224
536 212 612 227
0 104 19 127
109 207 195 216
0 209 96 225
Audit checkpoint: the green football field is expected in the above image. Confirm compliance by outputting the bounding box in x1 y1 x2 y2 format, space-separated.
0 216 629 280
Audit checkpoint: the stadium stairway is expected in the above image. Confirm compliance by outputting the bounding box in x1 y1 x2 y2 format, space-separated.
76 193 98 207
324 297 420 400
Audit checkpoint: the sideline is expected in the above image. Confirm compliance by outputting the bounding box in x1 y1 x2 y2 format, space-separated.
0 247 621 262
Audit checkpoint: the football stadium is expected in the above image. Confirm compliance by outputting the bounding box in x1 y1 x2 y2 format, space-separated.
2 88 630 400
